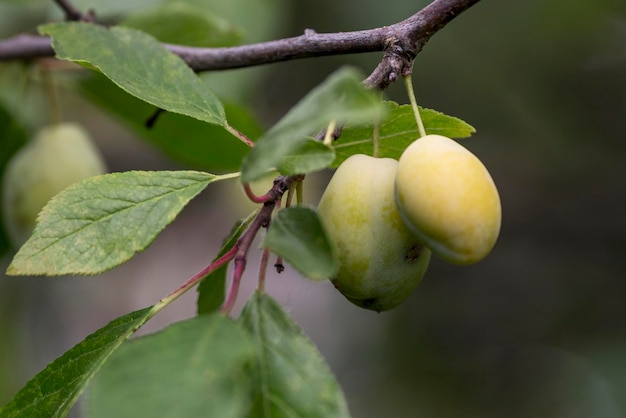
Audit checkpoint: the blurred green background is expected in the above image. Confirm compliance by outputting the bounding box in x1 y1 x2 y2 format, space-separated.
1 0 625 417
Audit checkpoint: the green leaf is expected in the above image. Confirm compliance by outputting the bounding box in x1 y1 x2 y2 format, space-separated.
263 206 336 281
0 307 154 418
87 314 255 418
334 101 476 167
80 73 259 172
277 138 336 176
197 211 257 315
39 22 226 126
240 292 351 418
241 67 383 182
164 0 291 101
0 103 27 256
7 170 237 276
121 2 242 47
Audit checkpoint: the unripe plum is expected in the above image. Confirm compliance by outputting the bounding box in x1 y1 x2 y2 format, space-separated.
317 154 430 312
2 123 107 247
395 134 501 265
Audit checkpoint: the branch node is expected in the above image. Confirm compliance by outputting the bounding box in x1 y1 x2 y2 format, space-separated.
53 0 97 23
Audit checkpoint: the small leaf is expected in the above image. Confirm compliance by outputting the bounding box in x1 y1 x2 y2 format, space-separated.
334 101 476 167
121 2 242 47
0 307 154 418
263 206 337 281
87 314 255 418
241 67 383 182
197 211 257 315
39 22 226 126
80 74 259 172
7 170 237 276
240 292 351 418
277 138 336 176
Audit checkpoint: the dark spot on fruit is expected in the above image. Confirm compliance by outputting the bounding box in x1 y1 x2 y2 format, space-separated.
362 298 377 307
406 245 423 264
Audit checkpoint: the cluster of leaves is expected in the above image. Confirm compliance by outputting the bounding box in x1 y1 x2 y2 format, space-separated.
0 9 474 417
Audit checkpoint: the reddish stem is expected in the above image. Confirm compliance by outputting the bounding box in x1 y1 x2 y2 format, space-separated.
220 202 277 314
221 254 246 315
243 182 271 203
161 244 237 302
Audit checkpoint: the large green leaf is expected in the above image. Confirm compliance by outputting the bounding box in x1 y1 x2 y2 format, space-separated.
87 314 255 418
121 1 242 47
262 207 337 281
240 292 351 418
241 67 383 182
174 0 292 101
277 138 336 176
334 101 476 167
39 22 226 126
7 170 236 276
0 307 154 418
80 73 259 172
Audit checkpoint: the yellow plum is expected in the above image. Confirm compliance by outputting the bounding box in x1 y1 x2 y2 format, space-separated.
395 134 501 264
317 154 430 312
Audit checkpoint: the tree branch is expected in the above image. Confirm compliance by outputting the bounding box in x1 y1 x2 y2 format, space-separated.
0 0 480 77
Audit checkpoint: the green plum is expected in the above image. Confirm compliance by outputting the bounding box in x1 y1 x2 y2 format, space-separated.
1 123 107 247
317 154 430 312
395 134 501 265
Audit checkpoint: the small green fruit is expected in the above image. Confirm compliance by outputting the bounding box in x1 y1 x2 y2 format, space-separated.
317 154 430 312
395 134 501 265
1 123 106 247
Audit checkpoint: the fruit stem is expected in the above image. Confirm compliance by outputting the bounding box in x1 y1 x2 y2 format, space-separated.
323 120 337 146
13 63 31 115
372 115 381 158
295 180 303 205
404 74 426 138
258 248 271 291
285 182 296 208
40 64 61 125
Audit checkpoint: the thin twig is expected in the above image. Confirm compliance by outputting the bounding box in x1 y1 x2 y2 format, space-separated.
220 175 302 313
243 183 271 204
221 203 274 314
52 0 95 22
159 244 238 306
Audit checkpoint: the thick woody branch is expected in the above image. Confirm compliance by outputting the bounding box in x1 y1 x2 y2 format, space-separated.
0 0 480 77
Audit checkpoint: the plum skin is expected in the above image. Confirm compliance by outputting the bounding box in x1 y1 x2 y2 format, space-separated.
317 154 430 312
395 134 501 265
1 123 107 247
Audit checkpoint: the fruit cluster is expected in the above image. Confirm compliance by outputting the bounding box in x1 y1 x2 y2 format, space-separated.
317 134 501 312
